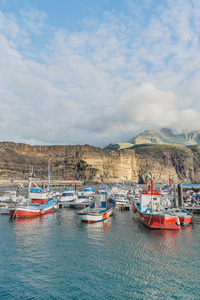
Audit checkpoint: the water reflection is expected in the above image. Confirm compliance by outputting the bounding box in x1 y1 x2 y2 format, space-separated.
12 215 44 225
80 219 111 234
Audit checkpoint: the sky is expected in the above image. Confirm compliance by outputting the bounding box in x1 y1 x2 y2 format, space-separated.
1 0 200 147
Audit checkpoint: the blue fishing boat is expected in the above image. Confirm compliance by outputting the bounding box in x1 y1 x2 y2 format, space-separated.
78 194 116 222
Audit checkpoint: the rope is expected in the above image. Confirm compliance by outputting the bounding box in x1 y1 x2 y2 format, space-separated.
148 213 152 226
12 207 17 219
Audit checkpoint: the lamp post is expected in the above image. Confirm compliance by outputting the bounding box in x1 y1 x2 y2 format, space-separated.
146 174 158 212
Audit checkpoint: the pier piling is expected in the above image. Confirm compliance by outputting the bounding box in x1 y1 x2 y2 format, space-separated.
177 183 183 207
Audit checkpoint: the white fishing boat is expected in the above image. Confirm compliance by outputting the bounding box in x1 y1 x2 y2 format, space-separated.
78 194 115 222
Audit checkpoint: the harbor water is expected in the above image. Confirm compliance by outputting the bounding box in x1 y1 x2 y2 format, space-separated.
0 209 200 299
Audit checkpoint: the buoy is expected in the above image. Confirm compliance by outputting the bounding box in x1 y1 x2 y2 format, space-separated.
103 213 109 219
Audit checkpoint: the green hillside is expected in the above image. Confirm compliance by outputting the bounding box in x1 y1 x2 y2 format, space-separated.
103 128 200 150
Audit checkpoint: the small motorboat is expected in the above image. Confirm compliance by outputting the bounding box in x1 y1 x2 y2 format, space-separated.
111 189 129 206
68 194 93 209
78 194 116 223
59 189 77 203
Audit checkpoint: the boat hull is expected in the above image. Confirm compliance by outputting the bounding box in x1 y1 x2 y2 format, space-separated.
9 199 56 218
166 208 193 225
133 204 180 230
179 216 192 224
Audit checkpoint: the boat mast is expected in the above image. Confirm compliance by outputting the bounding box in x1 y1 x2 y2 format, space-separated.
48 159 51 191
28 166 33 204
147 173 158 212
121 151 124 186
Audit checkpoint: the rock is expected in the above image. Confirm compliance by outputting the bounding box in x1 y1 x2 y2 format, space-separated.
0 142 199 184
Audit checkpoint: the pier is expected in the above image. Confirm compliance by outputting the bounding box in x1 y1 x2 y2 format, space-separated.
0 179 83 187
181 206 200 213
58 202 90 209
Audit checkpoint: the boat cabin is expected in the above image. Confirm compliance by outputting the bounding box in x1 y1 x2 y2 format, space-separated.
140 191 161 212
94 194 107 208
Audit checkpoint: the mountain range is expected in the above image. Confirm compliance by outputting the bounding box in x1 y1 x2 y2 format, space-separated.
103 128 200 150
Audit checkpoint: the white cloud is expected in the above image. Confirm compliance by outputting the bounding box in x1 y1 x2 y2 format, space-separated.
0 1 200 147
19 7 47 35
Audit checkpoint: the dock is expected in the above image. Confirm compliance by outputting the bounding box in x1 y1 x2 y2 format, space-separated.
58 202 133 211
182 206 200 214
0 179 83 187
58 202 90 209
115 203 133 211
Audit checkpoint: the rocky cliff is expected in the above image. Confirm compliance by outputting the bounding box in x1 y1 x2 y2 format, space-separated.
0 142 199 184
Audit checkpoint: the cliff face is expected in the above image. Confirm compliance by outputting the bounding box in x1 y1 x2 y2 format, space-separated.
0 142 199 184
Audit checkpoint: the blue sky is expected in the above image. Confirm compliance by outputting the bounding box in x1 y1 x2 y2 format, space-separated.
0 0 200 147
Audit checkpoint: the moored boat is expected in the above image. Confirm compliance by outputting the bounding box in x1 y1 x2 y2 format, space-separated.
68 194 93 209
59 189 77 203
110 188 129 205
9 199 56 218
132 175 180 230
9 166 57 219
78 194 115 223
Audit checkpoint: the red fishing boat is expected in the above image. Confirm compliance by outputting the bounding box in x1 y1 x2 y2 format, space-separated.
9 163 57 219
132 175 180 230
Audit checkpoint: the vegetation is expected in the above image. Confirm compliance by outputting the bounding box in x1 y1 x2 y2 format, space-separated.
103 142 133 150
103 128 200 150
131 143 193 158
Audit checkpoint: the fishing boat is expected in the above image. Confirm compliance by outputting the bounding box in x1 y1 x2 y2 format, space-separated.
9 198 57 218
78 194 115 223
132 174 180 230
9 164 57 219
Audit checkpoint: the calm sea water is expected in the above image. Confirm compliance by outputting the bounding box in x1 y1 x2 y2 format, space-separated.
0 209 200 300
